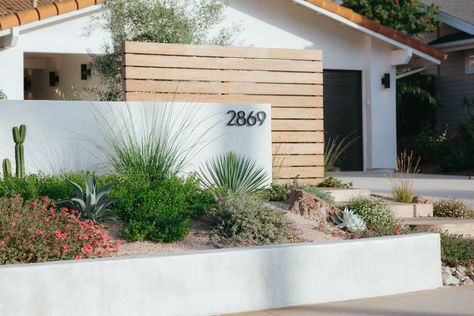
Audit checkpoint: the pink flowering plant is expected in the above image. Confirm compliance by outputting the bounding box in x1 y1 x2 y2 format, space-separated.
0 196 120 264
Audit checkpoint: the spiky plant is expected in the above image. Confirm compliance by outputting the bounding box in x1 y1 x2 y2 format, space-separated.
331 208 366 233
198 151 270 195
60 174 117 223
324 132 359 172
389 149 421 203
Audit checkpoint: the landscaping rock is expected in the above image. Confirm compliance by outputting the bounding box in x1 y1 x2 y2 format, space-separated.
443 273 460 286
287 189 339 221
412 196 429 204
463 278 474 286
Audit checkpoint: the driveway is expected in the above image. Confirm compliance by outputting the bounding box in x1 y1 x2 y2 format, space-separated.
228 285 474 316
331 171 474 206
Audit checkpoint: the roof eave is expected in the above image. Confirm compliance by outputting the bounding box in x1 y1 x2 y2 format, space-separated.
293 0 444 64
439 12 474 36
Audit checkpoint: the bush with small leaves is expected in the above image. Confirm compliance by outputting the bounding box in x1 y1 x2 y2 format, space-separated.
209 193 288 246
441 233 474 267
317 177 352 189
434 199 474 219
345 197 400 237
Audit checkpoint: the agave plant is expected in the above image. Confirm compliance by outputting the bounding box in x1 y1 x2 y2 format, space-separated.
331 208 366 233
197 151 270 195
61 174 117 223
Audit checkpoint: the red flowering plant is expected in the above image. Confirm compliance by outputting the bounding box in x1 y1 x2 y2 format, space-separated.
0 196 120 265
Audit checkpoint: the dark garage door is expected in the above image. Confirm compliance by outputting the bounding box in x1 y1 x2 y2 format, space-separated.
323 70 363 171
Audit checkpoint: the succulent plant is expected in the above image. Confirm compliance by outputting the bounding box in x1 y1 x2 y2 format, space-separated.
60 174 117 223
2 159 12 178
331 208 367 233
12 124 27 178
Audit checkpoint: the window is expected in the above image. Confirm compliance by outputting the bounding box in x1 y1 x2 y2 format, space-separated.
466 50 474 74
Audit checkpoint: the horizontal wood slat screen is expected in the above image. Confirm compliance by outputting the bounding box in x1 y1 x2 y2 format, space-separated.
123 41 324 184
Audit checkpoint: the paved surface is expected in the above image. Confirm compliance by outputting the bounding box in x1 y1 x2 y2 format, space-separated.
332 171 474 206
227 286 474 316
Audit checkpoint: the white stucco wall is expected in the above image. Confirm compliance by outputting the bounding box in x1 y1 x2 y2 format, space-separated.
0 0 405 169
0 101 272 178
0 234 442 316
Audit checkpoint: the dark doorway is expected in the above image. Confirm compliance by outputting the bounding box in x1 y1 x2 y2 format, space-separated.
323 70 363 171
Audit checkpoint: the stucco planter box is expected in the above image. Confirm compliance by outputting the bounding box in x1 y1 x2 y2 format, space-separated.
389 203 434 218
0 234 441 316
318 188 371 203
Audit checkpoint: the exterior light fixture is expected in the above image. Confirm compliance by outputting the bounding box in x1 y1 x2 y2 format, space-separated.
49 71 59 87
81 64 91 80
381 73 390 89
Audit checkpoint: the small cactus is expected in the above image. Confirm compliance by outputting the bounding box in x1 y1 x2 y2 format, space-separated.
2 159 12 178
12 124 26 178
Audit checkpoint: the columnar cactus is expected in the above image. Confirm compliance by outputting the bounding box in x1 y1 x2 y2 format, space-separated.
12 124 26 178
2 159 12 178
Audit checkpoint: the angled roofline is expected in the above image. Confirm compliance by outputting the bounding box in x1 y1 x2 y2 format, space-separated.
439 11 474 36
0 0 103 30
295 0 445 64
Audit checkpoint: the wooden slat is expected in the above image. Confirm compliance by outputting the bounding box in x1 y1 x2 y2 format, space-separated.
274 166 324 178
125 67 323 84
272 132 324 143
274 178 324 185
273 155 324 166
272 108 323 119
125 54 322 72
272 119 323 131
124 42 323 61
272 143 324 155
124 93 323 108
125 80 322 96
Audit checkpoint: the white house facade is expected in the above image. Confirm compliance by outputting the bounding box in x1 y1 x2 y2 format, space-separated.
0 0 445 171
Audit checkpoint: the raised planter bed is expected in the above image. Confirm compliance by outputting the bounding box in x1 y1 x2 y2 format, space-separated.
318 188 371 203
0 233 441 316
389 203 433 218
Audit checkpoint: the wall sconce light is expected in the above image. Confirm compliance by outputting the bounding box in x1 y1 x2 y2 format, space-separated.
81 64 92 80
381 73 390 89
49 71 59 87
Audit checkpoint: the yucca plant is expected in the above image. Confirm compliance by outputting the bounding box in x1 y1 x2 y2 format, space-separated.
389 149 421 203
198 151 270 195
60 174 117 223
331 208 366 233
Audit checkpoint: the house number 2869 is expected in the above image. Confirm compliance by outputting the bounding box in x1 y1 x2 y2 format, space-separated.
226 110 267 127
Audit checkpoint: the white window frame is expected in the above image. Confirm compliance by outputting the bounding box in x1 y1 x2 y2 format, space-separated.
466 50 474 74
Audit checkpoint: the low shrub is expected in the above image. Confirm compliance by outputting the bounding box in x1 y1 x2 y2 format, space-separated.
345 197 400 237
0 173 116 202
209 193 287 246
303 186 335 205
113 174 215 242
0 196 120 264
317 177 352 189
264 184 291 202
441 233 474 266
433 199 474 219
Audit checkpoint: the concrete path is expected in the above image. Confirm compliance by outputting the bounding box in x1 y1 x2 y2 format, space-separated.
332 171 474 206
227 286 474 316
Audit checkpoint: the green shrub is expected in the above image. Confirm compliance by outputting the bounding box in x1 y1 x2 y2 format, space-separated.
0 196 119 264
303 186 335 205
0 173 116 202
317 177 352 189
441 234 474 266
264 184 290 202
209 193 287 246
345 198 399 237
434 199 474 219
113 174 215 242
